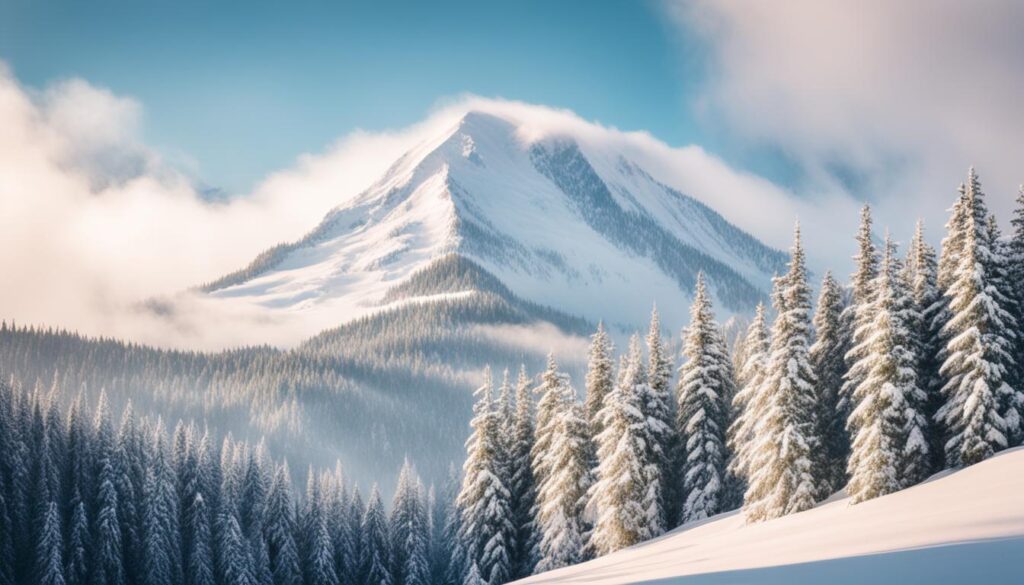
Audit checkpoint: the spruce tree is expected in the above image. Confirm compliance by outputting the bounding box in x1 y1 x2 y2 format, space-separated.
185 494 215 585
744 224 823 522
589 335 659 554
726 303 769 504
457 369 514 585
905 221 946 468
533 378 593 571
36 501 65 585
809 271 850 493
507 366 537 579
264 465 301 585
64 490 89 585
645 307 675 525
1008 185 1024 447
937 169 1020 467
218 512 256 585
94 457 125 585
390 461 430 585
986 215 1024 445
361 486 392 585
847 237 930 503
674 274 731 524
584 323 614 442
841 205 878 442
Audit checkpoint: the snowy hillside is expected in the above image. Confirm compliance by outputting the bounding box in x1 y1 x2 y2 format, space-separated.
200 109 787 338
517 448 1024 585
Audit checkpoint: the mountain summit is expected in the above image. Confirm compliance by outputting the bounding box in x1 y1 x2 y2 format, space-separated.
201 109 787 335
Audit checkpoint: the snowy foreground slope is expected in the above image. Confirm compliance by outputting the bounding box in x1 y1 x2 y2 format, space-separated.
518 448 1024 585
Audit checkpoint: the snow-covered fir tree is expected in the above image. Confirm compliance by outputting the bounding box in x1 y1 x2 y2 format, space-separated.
533 370 593 572
507 366 538 579
457 369 515 585
391 461 431 585
726 302 770 503
985 215 1024 445
847 237 930 503
744 224 824 522
584 323 615 443
937 169 1020 467
905 221 946 468
809 271 851 494
361 486 392 585
265 464 302 585
674 273 732 524
35 500 65 585
645 307 676 525
589 335 663 554
218 511 256 585
1008 185 1024 444
841 205 878 442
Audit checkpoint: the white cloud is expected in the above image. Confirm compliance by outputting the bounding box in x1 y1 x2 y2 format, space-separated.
0 65 463 348
669 0 1024 251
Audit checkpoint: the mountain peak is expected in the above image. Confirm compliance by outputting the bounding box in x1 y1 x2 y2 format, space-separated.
198 107 787 343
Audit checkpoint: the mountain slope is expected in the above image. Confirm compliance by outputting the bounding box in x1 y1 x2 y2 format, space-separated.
200 110 787 336
517 448 1024 585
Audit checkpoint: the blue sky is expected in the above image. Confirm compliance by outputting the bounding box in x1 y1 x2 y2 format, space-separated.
1 0 762 194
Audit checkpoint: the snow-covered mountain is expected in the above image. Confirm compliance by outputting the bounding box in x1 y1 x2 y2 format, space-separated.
201 110 787 337
516 447 1024 585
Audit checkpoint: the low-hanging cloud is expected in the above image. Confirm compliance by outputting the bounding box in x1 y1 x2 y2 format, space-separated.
669 0 1024 251
0 64 464 348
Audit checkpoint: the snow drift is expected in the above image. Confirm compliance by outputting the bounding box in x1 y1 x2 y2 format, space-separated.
516 447 1024 584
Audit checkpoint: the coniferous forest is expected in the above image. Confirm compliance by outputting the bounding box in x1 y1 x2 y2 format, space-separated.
3 168 1024 585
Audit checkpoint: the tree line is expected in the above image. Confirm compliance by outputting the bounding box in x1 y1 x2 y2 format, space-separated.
449 167 1024 583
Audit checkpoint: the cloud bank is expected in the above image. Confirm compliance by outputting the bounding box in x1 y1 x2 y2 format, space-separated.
670 0 1024 245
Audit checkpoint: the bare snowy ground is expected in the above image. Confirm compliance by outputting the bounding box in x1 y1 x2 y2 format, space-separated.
518 447 1024 584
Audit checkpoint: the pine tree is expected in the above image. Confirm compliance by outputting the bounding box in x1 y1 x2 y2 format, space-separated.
986 215 1024 445
937 168 1024 467
457 369 515 585
847 237 930 503
744 224 823 522
390 462 430 585
143 424 182 585
218 512 256 585
64 490 89 585
94 458 125 585
584 323 614 443
726 303 770 504
674 274 731 524
0 484 13 585
533 379 592 572
645 307 675 525
36 501 65 585
507 367 537 579
841 205 879 443
264 465 301 585
809 271 850 493
185 494 215 585
462 563 484 585
438 468 464 585
905 221 946 468
589 335 660 554
361 486 392 585
937 168 1020 467
1007 185 1024 447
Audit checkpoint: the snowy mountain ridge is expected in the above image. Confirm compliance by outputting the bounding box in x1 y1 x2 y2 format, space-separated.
200 109 788 339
